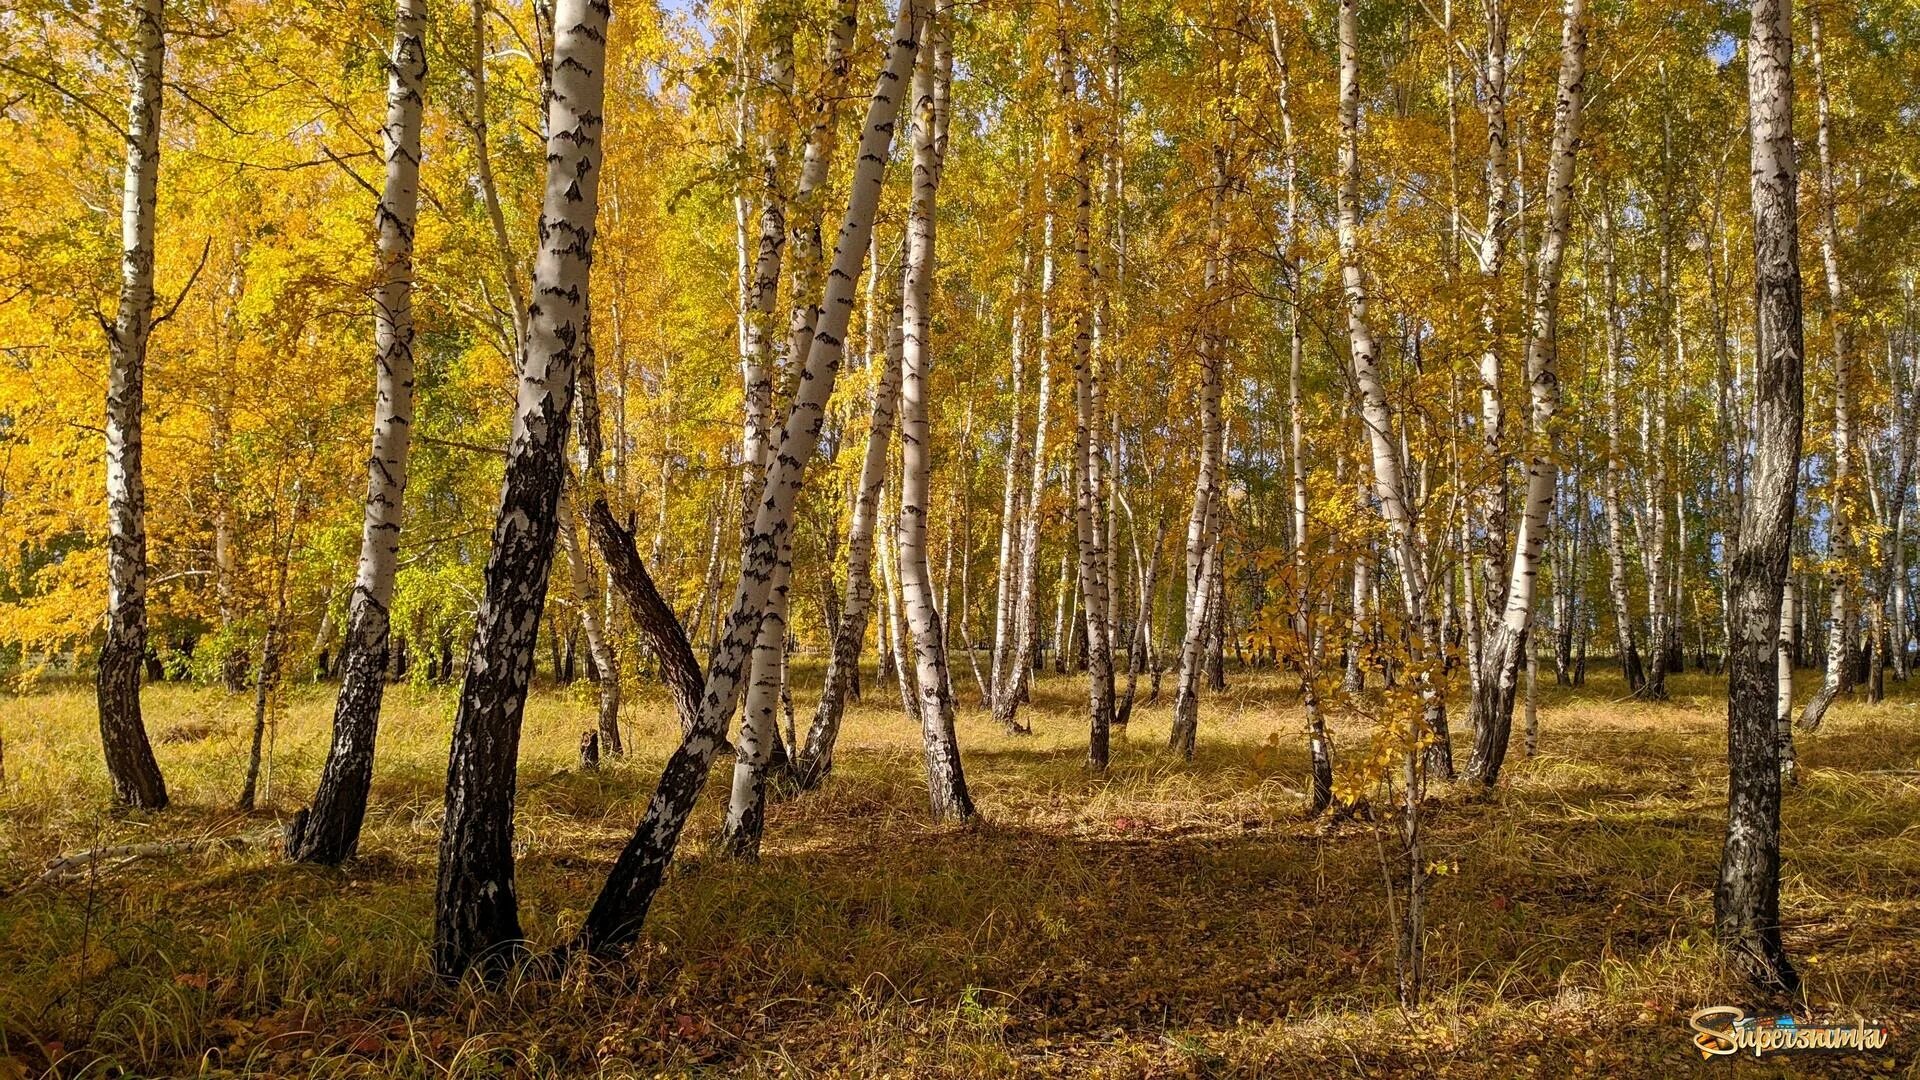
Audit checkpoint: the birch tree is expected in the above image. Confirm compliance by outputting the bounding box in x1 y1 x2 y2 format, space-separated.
432 0 611 980
797 236 905 789
288 0 427 863
1064 27 1117 770
94 0 172 811
1168 145 1229 760
1473 0 1512 657
989 244 1032 709
1337 0 1449 1001
1598 196 1644 692
896 0 974 819
575 0 924 955
1796 5 1854 733
992 212 1056 735
1716 0 1804 996
1269 11 1332 813
1466 0 1586 790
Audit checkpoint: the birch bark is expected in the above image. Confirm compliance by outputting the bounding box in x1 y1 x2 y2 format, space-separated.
432 0 609 980
797 237 905 788
288 0 426 861
1466 0 1586 788
991 210 1056 734
1797 6 1854 732
895 0 973 816
1715 0 1804 995
1168 148 1228 759
95 0 171 811
1063 30 1117 771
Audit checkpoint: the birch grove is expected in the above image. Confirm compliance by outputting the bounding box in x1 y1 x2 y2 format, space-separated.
14 0 1920 1034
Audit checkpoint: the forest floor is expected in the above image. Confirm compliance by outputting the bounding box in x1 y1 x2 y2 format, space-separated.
2 665 1918 1078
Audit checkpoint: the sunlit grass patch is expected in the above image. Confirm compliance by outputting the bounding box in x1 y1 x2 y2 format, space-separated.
2 668 1916 1076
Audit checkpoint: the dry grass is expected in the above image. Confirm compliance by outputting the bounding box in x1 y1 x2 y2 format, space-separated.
1 666 1917 1077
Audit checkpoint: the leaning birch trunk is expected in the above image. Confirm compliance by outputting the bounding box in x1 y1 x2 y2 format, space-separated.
1167 152 1228 759
285 0 424 860
727 4 798 785
895 1 973 818
783 0 861 390
1466 0 1586 790
738 5 796 526
1063 31 1116 771
718 549 792 857
1338 0 1446 1004
718 0 863 821
797 238 906 790
577 3 923 954
1797 6 1853 733
570 330 623 754
1716 0 1803 996
588 502 705 732
431 0 608 981
95 0 171 811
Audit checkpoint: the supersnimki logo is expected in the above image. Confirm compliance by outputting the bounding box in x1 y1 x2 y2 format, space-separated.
1688 1007 1892 1059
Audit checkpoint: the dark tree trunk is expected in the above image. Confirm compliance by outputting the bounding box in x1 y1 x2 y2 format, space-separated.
588 501 704 733
1467 624 1525 788
286 604 391 863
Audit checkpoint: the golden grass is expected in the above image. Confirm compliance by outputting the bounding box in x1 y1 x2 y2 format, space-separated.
1 666 1916 1077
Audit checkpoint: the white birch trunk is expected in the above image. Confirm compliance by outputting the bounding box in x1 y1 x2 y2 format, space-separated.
1474 0 1513 636
798 238 906 788
1798 6 1854 732
1466 0 1586 788
1717 0 1804 994
895 0 972 818
1598 198 1644 691
1338 0 1445 1003
990 247 1031 705
1168 150 1228 759
434 0 609 980
287 0 426 860
95 0 171 811
991 209 1056 733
